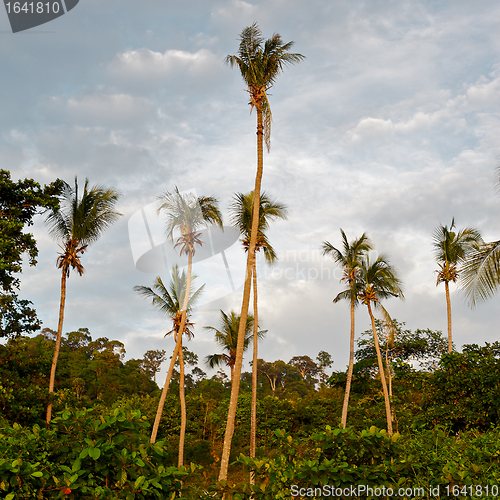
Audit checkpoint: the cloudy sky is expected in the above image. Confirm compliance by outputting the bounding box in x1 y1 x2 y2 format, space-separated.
4 0 500 380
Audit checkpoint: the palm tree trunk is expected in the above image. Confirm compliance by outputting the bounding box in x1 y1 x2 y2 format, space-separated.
445 281 452 353
178 336 186 467
386 346 393 398
341 297 356 428
218 106 263 481
46 269 67 423
150 252 193 444
367 302 393 435
150 336 181 443
250 262 258 484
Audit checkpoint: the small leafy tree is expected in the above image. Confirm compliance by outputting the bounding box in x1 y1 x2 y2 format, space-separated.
141 349 167 383
0 170 62 337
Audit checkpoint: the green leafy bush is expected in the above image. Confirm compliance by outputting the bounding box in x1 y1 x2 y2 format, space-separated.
0 408 198 499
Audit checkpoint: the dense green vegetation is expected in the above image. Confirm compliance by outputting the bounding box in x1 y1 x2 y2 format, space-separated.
2 326 500 498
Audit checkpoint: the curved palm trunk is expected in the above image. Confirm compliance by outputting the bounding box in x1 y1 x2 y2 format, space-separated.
46 269 67 423
367 302 393 435
150 252 193 444
250 262 258 484
178 336 186 467
341 297 356 428
219 106 263 481
445 281 452 353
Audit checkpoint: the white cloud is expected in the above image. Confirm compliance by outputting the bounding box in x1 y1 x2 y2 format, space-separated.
110 48 218 80
466 74 500 108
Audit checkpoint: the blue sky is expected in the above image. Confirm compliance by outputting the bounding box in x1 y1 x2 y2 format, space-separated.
3 0 500 379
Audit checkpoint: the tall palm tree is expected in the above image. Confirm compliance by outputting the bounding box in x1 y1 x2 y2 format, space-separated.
322 230 372 428
134 265 203 467
150 187 222 448
220 23 304 481
44 178 121 423
358 254 404 435
205 310 265 382
230 190 287 474
432 219 482 353
460 167 500 306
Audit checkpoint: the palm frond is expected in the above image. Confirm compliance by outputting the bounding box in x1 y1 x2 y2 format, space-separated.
134 265 204 319
378 304 397 348
205 353 228 370
460 240 500 307
204 310 261 360
432 219 482 266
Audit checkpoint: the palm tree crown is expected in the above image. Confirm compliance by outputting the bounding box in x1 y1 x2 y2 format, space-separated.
358 254 405 306
322 230 372 305
432 218 482 286
205 310 265 381
159 187 223 257
45 178 121 276
225 22 305 151
230 190 288 264
134 265 204 340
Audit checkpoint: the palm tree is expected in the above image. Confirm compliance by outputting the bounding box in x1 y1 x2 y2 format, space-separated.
134 265 203 467
432 219 482 353
205 310 265 382
220 23 304 481
150 187 222 449
230 190 287 474
358 254 404 435
44 178 121 423
322 230 372 429
460 167 500 306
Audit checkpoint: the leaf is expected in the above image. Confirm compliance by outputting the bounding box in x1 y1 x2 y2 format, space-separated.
134 476 145 489
30 471 43 477
119 469 127 486
89 447 101 460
